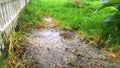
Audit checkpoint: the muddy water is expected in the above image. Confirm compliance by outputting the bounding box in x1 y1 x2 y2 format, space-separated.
24 18 120 68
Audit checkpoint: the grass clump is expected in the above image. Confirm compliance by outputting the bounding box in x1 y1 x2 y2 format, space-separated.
1 21 38 68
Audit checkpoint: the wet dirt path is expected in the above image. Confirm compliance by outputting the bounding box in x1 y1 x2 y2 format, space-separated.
24 17 120 68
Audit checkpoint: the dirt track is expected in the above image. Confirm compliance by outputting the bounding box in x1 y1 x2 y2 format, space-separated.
23 17 120 68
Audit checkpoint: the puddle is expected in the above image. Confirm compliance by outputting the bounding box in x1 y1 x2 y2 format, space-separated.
22 17 120 68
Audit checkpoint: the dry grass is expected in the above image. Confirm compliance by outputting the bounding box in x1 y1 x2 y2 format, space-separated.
1 20 38 68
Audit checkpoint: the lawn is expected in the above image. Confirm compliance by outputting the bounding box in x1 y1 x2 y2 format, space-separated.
21 0 119 52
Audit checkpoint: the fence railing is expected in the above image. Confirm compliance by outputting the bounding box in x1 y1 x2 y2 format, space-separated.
0 0 30 32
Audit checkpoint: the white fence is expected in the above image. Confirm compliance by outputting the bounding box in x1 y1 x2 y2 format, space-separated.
0 0 30 56
0 0 30 32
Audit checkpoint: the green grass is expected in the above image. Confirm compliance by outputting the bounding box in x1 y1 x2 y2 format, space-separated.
20 0 42 23
36 0 114 35
20 0 120 52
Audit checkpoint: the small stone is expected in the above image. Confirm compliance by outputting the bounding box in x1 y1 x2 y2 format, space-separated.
71 49 77 54
60 32 72 39
65 47 69 51
47 47 50 50
77 53 84 59
66 61 74 66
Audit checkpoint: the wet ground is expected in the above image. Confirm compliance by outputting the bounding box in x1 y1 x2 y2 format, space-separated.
23 17 120 68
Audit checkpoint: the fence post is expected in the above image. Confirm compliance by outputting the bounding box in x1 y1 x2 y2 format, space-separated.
0 32 4 56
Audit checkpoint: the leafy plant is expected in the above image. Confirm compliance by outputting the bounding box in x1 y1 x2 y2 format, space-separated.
100 0 120 11
100 0 120 51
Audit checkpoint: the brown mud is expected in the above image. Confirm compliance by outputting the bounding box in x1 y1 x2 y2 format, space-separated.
22 17 120 68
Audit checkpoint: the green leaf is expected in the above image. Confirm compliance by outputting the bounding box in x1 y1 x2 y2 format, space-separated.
98 0 120 11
